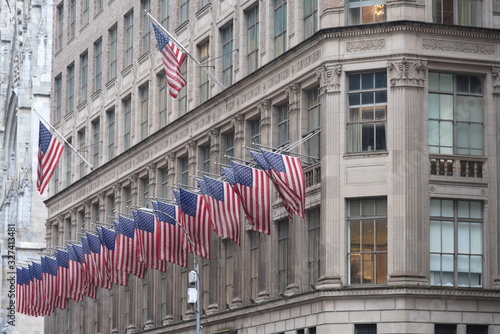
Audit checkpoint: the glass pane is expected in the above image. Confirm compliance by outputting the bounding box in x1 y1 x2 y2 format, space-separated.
457 254 469 272
458 222 470 254
469 124 483 150
440 95 453 120
350 222 361 252
375 71 387 88
430 221 442 253
349 74 360 90
430 271 440 286
456 75 469 92
349 7 361 25
350 254 361 284
362 253 373 283
442 271 454 286
375 253 387 284
375 198 387 215
470 255 482 273
458 272 469 287
375 220 387 251
361 73 373 90
440 121 453 147
362 107 374 120
349 200 361 217
457 201 470 218
470 75 482 94
442 254 454 271
430 199 441 216
362 199 375 216
440 73 453 92
442 200 454 217
362 220 374 251
428 121 439 146
362 92 374 105
470 223 482 254
349 94 361 106
375 91 387 104
429 94 440 119
441 221 454 253
429 72 439 91
470 273 481 287
456 123 470 150
430 254 441 271
470 201 482 219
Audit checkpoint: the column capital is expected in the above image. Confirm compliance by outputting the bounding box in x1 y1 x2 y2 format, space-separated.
492 66 500 95
387 58 427 88
316 64 342 94
166 152 176 162
286 83 302 111
208 127 220 139
257 99 271 126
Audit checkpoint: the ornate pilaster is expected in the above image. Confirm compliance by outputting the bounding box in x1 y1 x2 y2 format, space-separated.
492 66 500 288
257 99 271 128
387 58 429 286
286 83 301 112
70 208 77 241
147 163 157 195
98 191 106 222
129 173 139 210
315 64 343 289
84 199 91 231
232 114 244 142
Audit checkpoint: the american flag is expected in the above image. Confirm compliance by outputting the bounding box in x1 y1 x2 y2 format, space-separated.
42 256 67 310
55 250 72 300
152 201 187 267
152 23 187 98
73 244 98 299
27 264 41 316
37 121 64 195
81 236 98 286
133 210 168 272
16 267 27 315
260 150 305 218
87 232 113 290
100 226 129 286
114 216 146 278
174 188 212 258
202 176 241 244
230 161 271 235
67 245 85 300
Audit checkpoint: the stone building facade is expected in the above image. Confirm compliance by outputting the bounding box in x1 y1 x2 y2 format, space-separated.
46 0 500 333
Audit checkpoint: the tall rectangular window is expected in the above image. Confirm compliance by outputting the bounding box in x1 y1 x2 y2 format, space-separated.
180 0 189 24
57 4 64 50
178 62 188 116
109 26 118 80
125 12 134 67
249 118 261 148
123 187 132 215
247 6 259 74
199 41 210 103
348 198 387 285
201 0 210 8
95 0 103 13
428 72 483 156
94 39 102 92
303 0 318 38
92 118 100 168
140 85 149 140
141 0 151 54
278 219 289 293
347 71 387 153
82 0 89 26
67 64 75 114
306 87 320 162
274 0 287 57
80 52 88 103
222 25 233 87
159 75 168 127
160 272 168 320
78 129 86 177
308 207 320 287
225 241 234 306
160 0 170 28
159 167 169 199
199 145 211 174
107 108 115 160
66 138 73 186
348 0 387 25
430 199 483 287
432 0 482 26
69 0 76 39
55 75 62 121
123 97 132 150
140 177 149 207
250 231 260 299
223 132 234 165
435 324 457 334
277 104 289 147
179 157 188 185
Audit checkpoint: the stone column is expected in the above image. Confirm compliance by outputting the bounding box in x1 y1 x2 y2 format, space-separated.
315 64 343 289
491 67 500 288
165 152 178 322
387 58 429 286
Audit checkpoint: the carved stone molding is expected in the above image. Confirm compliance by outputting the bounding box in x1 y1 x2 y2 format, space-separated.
147 163 157 172
167 152 176 162
346 39 385 53
232 114 245 141
422 38 495 55
316 64 342 94
387 58 427 88
286 83 301 111
257 99 271 126
208 127 220 139
492 66 500 95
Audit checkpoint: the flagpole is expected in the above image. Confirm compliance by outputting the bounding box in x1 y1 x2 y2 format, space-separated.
33 109 94 170
147 12 226 91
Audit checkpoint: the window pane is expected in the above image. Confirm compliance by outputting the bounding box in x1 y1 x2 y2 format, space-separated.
441 221 454 253
440 95 453 120
442 200 454 217
430 221 441 253
441 254 454 272
429 72 440 90
439 121 453 147
470 201 482 219
470 223 482 254
430 253 441 271
430 199 441 216
429 94 440 119
457 222 470 253
440 73 453 92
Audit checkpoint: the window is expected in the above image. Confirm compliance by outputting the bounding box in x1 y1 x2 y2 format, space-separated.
78 128 86 177
304 0 318 38
80 52 88 103
225 240 234 306
435 324 457 334
199 41 210 103
277 104 289 147
178 62 188 116
123 186 132 215
179 156 189 186
140 177 149 207
94 39 102 92
250 231 260 299
348 0 387 25
249 118 261 148
428 72 483 156
308 207 320 287
141 0 151 54
160 0 170 28
55 75 62 121
53 165 59 193
66 138 72 186
180 0 189 24
95 0 103 14
201 0 210 8
348 198 387 285
159 75 168 127
278 219 289 293
67 64 75 114
274 0 287 57
125 12 134 67
69 0 76 39
355 324 377 334
123 97 132 150
57 4 64 50
222 24 233 87
160 271 168 320
159 167 169 199
92 118 100 168
306 87 320 161
467 325 488 334
432 0 482 26
107 108 115 160
82 0 89 26
199 145 211 174
347 71 387 153
140 85 149 140
223 132 234 165
430 199 483 287
109 26 118 80
247 6 259 74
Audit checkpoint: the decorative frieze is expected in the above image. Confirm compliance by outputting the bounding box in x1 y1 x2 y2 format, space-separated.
346 39 385 53
422 38 495 55
387 58 427 88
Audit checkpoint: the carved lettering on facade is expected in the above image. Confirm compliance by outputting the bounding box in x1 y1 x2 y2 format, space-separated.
346 39 385 53
422 38 495 55
296 49 321 72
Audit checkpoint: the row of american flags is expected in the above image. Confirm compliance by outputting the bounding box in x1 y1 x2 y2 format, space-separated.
26 123 306 316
